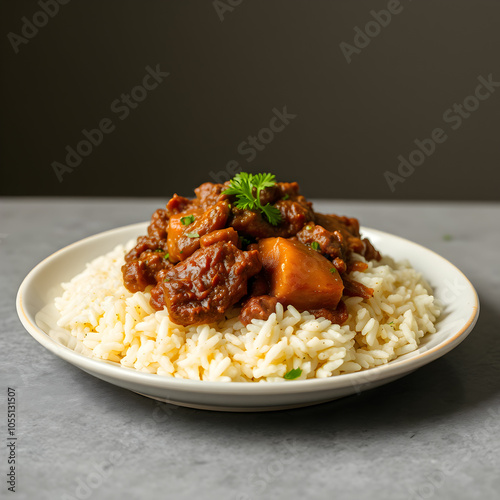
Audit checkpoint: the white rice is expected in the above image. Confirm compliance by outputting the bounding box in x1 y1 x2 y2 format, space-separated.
54 241 441 382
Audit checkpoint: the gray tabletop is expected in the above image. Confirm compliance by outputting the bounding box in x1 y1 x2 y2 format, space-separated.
1 198 499 500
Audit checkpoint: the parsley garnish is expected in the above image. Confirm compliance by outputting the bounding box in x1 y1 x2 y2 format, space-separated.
164 253 170 261
181 215 195 226
164 277 171 282
240 236 253 247
222 172 282 226
311 241 320 251
329 267 336 273
284 368 302 380
186 232 200 238
154 248 163 253
283 194 290 200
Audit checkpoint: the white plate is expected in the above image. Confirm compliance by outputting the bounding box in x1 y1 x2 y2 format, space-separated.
16 223 479 412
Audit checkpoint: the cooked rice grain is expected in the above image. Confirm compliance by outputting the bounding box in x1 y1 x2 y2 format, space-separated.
54 242 441 382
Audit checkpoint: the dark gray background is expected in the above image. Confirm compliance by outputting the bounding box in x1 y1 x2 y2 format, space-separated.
1 0 500 200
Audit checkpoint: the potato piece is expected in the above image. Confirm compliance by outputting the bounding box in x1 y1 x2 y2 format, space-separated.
258 237 344 310
167 209 202 263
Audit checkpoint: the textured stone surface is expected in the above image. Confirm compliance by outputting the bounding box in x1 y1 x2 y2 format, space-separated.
1 198 499 500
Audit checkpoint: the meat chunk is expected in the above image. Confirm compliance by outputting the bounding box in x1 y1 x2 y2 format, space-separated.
258 237 344 311
313 213 381 262
152 242 262 326
147 209 170 240
276 181 300 198
122 249 171 293
240 295 279 325
363 237 381 261
194 182 228 209
230 209 278 239
315 213 361 237
200 227 239 247
296 223 344 261
166 194 196 216
124 235 167 263
274 200 314 237
257 185 281 206
309 301 348 325
342 275 374 300
167 200 230 262
122 261 153 293
230 200 313 240
247 272 270 297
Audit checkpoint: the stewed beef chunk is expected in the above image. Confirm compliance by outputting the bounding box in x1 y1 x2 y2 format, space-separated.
124 235 167 263
309 300 349 325
147 209 170 240
152 242 262 326
122 249 171 293
229 200 314 240
194 182 228 209
240 295 279 326
296 223 344 261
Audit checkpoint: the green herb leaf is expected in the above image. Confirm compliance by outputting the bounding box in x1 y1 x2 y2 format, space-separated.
284 368 302 380
154 248 163 253
282 193 290 200
164 253 170 261
164 277 171 282
329 267 336 273
311 241 320 251
181 215 195 226
222 172 283 226
186 232 200 238
240 236 253 247
261 204 282 226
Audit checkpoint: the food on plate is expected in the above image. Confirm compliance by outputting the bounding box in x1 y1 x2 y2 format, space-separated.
121 173 380 327
54 173 441 382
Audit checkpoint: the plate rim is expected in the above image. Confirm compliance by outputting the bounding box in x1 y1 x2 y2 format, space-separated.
16 222 480 395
